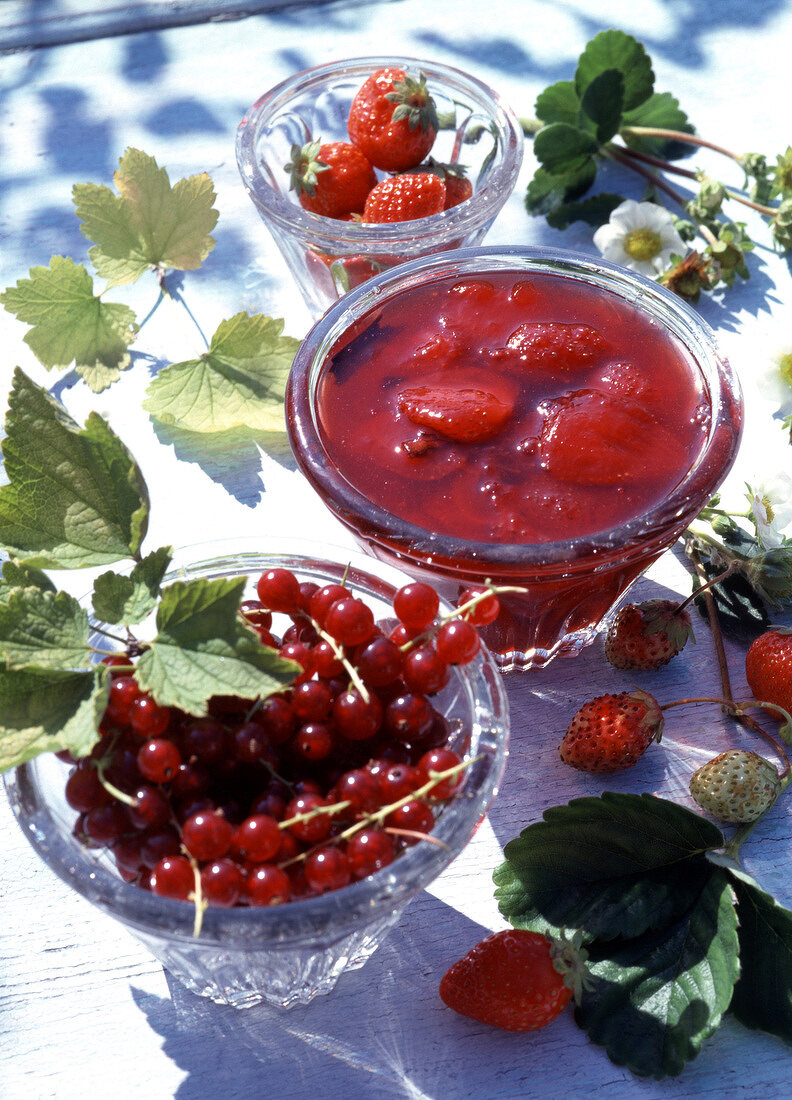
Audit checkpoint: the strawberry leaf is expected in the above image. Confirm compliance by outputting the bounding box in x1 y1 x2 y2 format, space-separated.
575 869 739 1078
621 92 695 160
0 369 149 568
92 546 173 626
575 29 654 113
0 665 109 770
545 192 626 230
525 162 597 217
73 147 219 287
533 123 599 176
142 312 298 434
134 576 298 715
535 80 581 127
727 868 792 1043
0 257 137 390
0 587 91 670
579 69 624 143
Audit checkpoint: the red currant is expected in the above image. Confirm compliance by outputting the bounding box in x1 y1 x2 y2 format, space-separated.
435 619 481 665
417 747 464 798
246 864 291 906
386 799 435 841
150 855 194 900
304 846 351 893
233 814 282 862
129 695 171 738
181 810 233 861
345 828 395 879
137 738 181 783
324 597 375 647
201 859 245 907
256 567 301 613
458 587 500 625
393 582 439 631
333 689 383 741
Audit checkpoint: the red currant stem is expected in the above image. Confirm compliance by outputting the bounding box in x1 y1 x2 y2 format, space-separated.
616 143 698 180
184 850 208 938
618 126 743 164
309 616 371 704
400 583 527 654
660 697 792 777
93 746 140 807
687 541 736 711
675 561 738 614
278 798 352 832
383 826 449 848
90 624 134 647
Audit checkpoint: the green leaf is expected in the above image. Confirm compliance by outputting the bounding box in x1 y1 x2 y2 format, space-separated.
692 559 770 642
533 123 599 176
576 869 739 1078
134 576 298 715
621 92 695 160
0 368 149 569
92 546 173 626
73 147 219 287
546 192 626 229
0 664 109 771
0 257 137 389
0 560 56 595
575 29 654 112
142 312 298 433
0 587 91 670
535 80 581 126
525 163 598 217
728 868 792 1043
579 69 624 143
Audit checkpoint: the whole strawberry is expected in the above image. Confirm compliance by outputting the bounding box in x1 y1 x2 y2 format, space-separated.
348 67 438 171
417 158 474 209
745 627 792 717
689 749 781 823
439 929 587 1032
605 598 694 671
285 139 375 219
559 689 664 772
363 172 446 223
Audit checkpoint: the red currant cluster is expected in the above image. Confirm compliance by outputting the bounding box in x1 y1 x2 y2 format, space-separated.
61 570 498 910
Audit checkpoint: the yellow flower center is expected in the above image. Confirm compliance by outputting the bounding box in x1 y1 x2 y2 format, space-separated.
777 350 792 389
760 493 775 524
623 228 662 261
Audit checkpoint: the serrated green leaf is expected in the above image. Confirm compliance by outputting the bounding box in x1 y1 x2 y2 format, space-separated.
92 546 173 626
575 29 654 112
621 92 695 160
0 664 109 771
576 869 739 1078
728 868 792 1043
579 69 624 143
0 257 137 384
142 312 298 433
525 162 598 217
0 368 149 568
535 80 581 126
1 560 56 595
134 576 298 715
73 147 218 287
546 192 626 229
692 560 769 642
533 123 599 176
0 587 91 670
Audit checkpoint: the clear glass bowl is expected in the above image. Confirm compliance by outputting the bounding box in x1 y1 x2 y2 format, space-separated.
235 56 523 316
285 247 744 671
4 539 509 1009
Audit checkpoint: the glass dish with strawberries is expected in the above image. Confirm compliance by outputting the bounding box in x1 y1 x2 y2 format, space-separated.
285 246 743 671
5 539 508 1009
235 56 523 316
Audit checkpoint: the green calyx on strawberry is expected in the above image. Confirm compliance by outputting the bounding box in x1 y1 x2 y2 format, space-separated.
285 139 328 198
559 689 664 772
385 71 439 135
605 598 695 671
285 139 376 219
689 749 781 823
398 384 514 444
414 157 473 209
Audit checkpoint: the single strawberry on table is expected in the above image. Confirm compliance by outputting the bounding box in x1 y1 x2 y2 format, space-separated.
362 172 446 223
689 749 781 823
745 627 792 718
605 598 694 670
348 67 439 171
559 689 664 772
285 139 376 219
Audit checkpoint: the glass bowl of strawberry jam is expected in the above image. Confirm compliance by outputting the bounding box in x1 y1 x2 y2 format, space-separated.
235 56 523 317
286 247 743 671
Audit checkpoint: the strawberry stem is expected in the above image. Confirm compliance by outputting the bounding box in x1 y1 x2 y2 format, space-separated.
660 696 792 777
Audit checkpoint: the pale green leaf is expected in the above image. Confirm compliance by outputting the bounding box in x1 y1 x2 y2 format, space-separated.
0 256 137 383
142 312 298 433
0 368 149 568
0 587 91 669
0 664 109 771
73 147 219 286
134 576 298 714
92 546 173 625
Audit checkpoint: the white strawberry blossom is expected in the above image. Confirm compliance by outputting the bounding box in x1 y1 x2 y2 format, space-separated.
756 338 792 418
747 472 792 549
593 199 687 278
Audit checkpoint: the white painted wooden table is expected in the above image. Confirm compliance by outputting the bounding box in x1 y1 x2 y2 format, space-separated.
2 2 792 1097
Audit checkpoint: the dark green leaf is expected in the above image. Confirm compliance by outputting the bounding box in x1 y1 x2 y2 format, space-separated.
92 546 173 625
525 162 597 218
0 587 91 669
535 80 581 126
546 192 626 229
533 123 599 176
575 29 654 112
576 869 739 1078
692 560 769 642
0 560 56 595
579 69 624 143
621 92 695 160
728 868 792 1043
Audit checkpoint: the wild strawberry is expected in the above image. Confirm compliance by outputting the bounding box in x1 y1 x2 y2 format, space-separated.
689 749 781 823
439 929 588 1032
348 68 438 172
416 158 474 209
285 139 376 219
398 384 513 443
605 598 694 670
745 628 792 717
559 689 663 772
362 172 446 223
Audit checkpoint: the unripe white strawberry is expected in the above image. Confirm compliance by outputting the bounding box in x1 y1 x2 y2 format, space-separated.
689 749 780 823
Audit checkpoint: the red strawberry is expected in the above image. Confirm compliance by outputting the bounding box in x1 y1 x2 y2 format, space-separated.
439 929 587 1032
605 598 694 670
398 384 513 443
285 140 376 219
362 172 446 223
416 158 474 209
745 628 792 718
348 68 438 171
559 689 664 772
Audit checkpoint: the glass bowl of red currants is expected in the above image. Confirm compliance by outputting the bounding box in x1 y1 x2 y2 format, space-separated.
4 539 509 1009
235 56 523 316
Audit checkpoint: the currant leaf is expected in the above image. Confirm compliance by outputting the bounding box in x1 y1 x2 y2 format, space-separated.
0 587 92 670
0 257 137 389
575 29 654 113
142 312 298 433
134 576 298 715
0 560 56 596
92 546 173 626
73 147 219 287
0 664 110 771
0 369 149 569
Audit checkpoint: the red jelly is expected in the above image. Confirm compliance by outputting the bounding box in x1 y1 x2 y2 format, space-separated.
287 252 742 669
